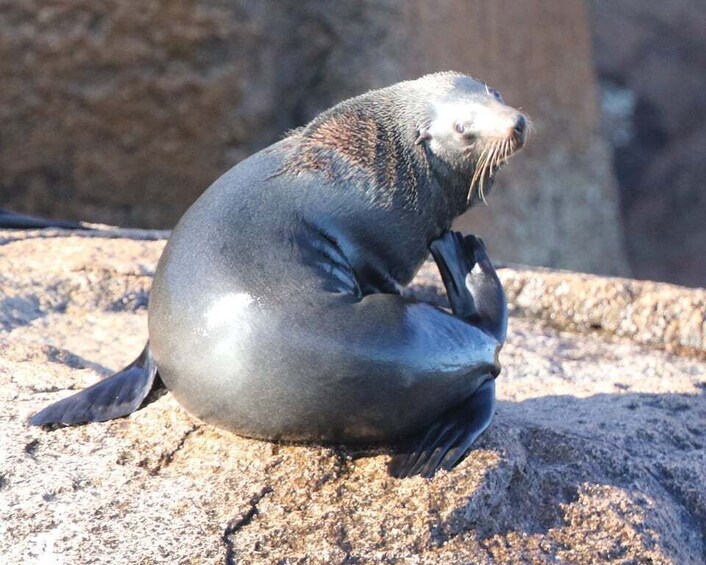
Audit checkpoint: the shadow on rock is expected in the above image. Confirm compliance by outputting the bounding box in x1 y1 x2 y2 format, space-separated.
433 390 705 563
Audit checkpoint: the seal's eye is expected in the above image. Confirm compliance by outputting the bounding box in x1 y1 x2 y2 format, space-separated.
454 122 475 141
491 89 504 103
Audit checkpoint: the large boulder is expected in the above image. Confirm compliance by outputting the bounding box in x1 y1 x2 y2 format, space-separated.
588 0 706 287
1 0 626 275
1 228 703 563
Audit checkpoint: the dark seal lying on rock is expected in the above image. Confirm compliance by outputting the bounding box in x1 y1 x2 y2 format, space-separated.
31 72 528 478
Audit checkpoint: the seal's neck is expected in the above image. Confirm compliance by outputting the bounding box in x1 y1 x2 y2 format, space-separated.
285 103 475 237
424 148 490 219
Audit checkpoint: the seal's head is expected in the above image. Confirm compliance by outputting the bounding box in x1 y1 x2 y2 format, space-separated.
416 75 529 206
279 72 528 217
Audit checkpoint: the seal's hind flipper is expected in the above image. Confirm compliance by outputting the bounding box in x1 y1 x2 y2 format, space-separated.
30 344 162 426
389 378 496 478
0 208 87 230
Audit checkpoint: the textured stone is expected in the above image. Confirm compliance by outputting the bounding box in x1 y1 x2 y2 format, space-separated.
588 0 706 287
0 229 704 563
1 0 627 275
411 261 706 358
500 267 706 356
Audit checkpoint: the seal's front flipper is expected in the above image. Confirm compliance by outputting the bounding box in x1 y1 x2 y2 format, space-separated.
30 344 162 426
464 235 507 342
430 231 507 342
430 230 478 321
0 208 87 230
389 377 496 478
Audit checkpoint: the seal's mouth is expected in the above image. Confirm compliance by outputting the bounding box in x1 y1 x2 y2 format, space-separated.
466 112 531 205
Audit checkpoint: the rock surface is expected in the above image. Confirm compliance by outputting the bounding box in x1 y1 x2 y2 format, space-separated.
1 229 704 564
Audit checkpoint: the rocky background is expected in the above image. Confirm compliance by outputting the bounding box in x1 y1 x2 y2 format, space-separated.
588 0 706 287
2 2 704 284
0 0 627 276
1 228 705 564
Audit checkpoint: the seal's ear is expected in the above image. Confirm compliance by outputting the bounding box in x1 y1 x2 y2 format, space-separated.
415 127 431 145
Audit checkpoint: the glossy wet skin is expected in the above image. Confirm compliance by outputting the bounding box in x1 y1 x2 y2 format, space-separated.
148 73 526 443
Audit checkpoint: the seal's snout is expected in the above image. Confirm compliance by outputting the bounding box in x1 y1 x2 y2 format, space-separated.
507 112 528 147
513 114 526 137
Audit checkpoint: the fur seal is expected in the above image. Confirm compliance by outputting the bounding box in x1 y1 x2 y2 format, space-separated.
31 72 528 478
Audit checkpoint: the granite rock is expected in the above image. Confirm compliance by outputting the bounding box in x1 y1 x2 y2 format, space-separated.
1 229 704 564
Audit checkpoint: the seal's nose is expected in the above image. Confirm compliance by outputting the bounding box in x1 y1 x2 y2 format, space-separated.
513 114 526 137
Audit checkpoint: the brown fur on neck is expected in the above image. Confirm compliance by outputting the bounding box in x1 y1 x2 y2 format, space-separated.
306 111 379 171
276 107 426 212
279 111 381 179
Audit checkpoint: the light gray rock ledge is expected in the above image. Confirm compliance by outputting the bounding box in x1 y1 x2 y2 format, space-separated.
1 229 704 564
